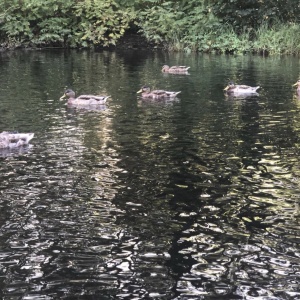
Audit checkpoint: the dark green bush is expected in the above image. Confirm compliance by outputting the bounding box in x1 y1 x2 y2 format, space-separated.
0 0 135 48
0 0 299 53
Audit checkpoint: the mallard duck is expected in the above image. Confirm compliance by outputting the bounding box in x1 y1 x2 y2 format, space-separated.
0 132 34 149
162 65 190 73
224 82 260 95
137 86 181 99
293 80 300 93
60 89 110 105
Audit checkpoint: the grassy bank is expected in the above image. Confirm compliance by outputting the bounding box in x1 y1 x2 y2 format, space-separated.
152 22 300 55
0 0 299 55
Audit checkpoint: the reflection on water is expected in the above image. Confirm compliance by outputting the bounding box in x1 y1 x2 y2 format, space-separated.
0 50 300 299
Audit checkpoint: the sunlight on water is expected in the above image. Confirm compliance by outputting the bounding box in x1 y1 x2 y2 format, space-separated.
0 50 299 299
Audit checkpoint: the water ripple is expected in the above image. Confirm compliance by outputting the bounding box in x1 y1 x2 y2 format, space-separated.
0 51 300 299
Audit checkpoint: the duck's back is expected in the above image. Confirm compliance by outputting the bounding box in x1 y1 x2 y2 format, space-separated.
76 95 109 104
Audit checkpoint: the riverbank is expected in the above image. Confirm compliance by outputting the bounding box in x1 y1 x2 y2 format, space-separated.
108 33 163 50
0 33 163 52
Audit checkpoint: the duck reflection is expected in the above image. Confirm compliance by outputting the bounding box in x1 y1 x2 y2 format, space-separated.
0 144 33 158
66 103 108 113
225 92 260 100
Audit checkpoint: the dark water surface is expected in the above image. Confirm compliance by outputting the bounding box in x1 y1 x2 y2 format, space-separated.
0 50 300 299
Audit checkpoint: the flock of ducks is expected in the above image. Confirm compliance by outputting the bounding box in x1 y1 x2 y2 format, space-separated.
58 65 300 102
2 65 300 150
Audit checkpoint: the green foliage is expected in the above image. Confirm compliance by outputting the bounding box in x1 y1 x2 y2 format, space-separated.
136 0 221 51
0 0 73 47
209 0 300 30
254 21 300 55
0 0 135 48
72 0 135 47
136 0 300 54
0 0 299 54
195 21 300 55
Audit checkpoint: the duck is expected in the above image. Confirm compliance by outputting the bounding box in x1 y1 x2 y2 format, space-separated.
162 65 190 73
293 80 300 94
0 132 34 149
137 86 181 99
224 82 260 95
60 89 110 105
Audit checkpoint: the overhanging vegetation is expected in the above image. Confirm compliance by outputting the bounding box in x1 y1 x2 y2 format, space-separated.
0 0 299 54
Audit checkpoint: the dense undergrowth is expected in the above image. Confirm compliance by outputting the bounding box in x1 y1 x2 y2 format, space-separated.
0 0 299 54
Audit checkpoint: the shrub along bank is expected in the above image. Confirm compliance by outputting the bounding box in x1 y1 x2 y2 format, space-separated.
0 0 299 54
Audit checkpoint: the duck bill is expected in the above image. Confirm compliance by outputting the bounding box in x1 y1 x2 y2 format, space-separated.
293 82 299 87
59 94 66 100
137 89 143 94
224 86 229 91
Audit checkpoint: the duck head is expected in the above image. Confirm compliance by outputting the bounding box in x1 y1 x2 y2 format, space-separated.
293 80 300 87
137 86 151 94
60 89 76 100
224 82 235 91
162 65 170 72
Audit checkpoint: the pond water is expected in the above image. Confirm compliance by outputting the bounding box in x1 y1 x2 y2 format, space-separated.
0 49 300 299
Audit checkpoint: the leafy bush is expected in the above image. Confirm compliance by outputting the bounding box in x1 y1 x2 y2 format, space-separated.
72 0 135 47
0 0 299 54
0 0 73 47
135 0 300 54
0 0 135 48
209 0 299 31
136 0 221 51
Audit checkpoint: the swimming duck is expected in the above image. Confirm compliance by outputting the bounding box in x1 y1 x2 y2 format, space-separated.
0 132 34 149
162 65 190 73
60 89 110 105
224 82 260 95
137 86 181 99
293 80 300 93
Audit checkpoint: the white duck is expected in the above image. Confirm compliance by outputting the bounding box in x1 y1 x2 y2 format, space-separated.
0 132 34 149
224 82 260 95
